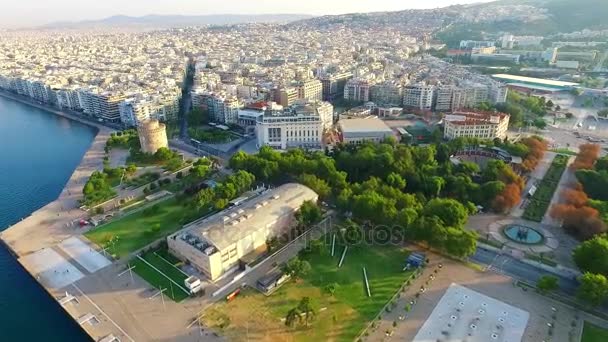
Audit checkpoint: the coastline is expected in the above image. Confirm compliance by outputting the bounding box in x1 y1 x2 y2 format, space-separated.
0 90 113 132
0 93 119 341
0 92 217 342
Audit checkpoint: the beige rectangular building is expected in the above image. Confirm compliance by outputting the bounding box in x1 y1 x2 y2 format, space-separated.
443 111 510 140
167 184 318 280
338 118 395 144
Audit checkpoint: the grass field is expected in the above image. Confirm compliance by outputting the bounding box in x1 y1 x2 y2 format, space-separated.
203 241 412 342
132 249 190 302
582 321 608 342
85 197 209 258
523 154 569 222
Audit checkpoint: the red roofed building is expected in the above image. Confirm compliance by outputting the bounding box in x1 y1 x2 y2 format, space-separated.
246 101 269 110
443 111 510 140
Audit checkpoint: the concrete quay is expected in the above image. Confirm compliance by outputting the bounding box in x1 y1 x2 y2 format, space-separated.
0 96 220 342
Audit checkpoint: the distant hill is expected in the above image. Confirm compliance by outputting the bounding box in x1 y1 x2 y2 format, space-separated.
436 0 608 45
288 0 607 40
524 0 608 32
39 14 315 29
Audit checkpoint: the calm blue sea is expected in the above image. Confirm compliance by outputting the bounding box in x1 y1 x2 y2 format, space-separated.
0 95 94 341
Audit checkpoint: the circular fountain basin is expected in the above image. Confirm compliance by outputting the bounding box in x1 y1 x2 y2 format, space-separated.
503 225 544 245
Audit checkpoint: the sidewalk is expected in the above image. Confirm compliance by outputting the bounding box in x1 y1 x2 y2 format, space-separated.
364 251 442 341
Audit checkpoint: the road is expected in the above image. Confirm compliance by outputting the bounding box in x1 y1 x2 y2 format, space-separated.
179 59 195 140
470 247 579 295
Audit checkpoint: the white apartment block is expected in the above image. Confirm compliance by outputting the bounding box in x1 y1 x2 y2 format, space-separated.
277 87 299 107
443 111 510 140
435 83 508 112
370 82 403 106
463 85 489 108
55 88 83 111
296 79 323 102
344 78 372 102
77 89 125 122
435 86 456 112
403 84 434 110
489 83 509 104
119 99 153 127
211 95 241 124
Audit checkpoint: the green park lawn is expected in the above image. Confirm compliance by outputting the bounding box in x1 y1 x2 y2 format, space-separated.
188 127 237 144
85 197 207 258
203 241 413 342
523 154 568 222
582 321 608 342
132 248 190 302
550 148 577 156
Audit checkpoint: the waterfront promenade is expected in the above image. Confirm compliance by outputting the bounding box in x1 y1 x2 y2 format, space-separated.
1 126 110 254
0 95 219 342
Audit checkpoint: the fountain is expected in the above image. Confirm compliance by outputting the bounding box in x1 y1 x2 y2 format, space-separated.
503 225 544 245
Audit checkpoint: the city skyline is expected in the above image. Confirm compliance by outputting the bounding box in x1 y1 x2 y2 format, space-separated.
2 0 493 28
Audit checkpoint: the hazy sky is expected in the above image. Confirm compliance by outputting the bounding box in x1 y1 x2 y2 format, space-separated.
2 0 493 28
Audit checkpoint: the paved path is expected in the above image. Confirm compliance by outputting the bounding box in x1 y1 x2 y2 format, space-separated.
0 103 223 341
512 151 556 218
542 155 575 226
368 252 607 342
1 127 111 255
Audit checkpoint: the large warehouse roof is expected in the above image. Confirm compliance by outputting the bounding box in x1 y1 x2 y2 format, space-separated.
339 118 393 137
180 183 317 251
492 74 579 87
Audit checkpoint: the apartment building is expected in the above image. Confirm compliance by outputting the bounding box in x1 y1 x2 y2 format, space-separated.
296 79 323 102
370 81 403 106
434 83 508 112
443 111 510 140
120 99 150 127
489 83 509 104
78 90 125 122
435 86 456 112
211 94 241 124
55 87 83 111
344 78 372 102
403 84 434 110
277 87 299 107
320 72 353 101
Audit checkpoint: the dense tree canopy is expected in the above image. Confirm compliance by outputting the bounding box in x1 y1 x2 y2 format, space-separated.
537 275 559 294
229 139 536 258
423 198 468 228
572 144 601 171
573 236 608 276
194 170 255 210
82 170 117 206
577 272 608 307
577 170 608 201
295 200 323 228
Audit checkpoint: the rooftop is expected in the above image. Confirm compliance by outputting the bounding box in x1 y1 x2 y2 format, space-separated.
174 183 318 252
492 74 579 87
445 111 509 126
413 283 529 342
338 117 393 134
